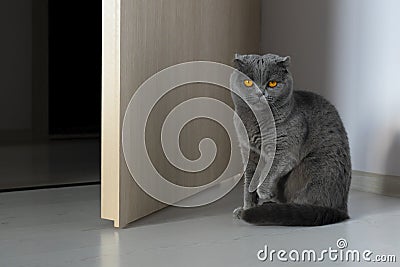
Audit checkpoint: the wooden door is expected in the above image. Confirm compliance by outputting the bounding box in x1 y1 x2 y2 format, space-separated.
102 0 260 227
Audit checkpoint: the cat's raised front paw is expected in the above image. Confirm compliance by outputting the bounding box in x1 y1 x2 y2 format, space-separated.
233 207 244 219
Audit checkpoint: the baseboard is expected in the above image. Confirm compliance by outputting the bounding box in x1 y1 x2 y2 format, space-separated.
351 170 400 197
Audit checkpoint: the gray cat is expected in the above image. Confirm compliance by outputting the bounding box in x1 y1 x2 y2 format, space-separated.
231 53 351 226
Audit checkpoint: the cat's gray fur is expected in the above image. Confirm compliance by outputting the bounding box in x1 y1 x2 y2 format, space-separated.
231 53 351 226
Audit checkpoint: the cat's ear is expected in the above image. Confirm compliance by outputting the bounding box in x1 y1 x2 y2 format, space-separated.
277 56 291 69
233 53 247 70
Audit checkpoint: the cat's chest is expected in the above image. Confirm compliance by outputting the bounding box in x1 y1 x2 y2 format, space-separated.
275 114 307 150
233 110 306 154
233 115 262 151
233 118 275 156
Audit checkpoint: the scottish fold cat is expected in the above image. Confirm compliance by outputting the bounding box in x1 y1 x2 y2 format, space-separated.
231 53 351 226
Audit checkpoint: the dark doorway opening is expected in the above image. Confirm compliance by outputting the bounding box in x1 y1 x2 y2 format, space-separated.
0 1 101 191
48 1 102 137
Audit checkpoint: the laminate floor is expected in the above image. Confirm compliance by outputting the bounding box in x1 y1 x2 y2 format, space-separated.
0 185 399 266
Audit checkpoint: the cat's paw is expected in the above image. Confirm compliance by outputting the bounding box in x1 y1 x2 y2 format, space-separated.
233 207 244 219
256 187 277 201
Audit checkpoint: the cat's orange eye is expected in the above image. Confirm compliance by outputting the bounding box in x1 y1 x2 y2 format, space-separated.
244 79 253 87
268 81 278 88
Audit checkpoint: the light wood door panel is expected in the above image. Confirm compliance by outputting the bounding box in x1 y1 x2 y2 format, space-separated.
102 0 261 228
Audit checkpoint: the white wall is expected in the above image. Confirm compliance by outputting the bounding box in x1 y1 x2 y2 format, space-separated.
262 0 400 176
0 0 32 131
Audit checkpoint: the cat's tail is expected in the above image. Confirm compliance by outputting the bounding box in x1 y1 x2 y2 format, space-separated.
240 203 349 226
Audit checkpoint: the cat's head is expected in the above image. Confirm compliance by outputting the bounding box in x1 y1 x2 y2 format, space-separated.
232 53 293 106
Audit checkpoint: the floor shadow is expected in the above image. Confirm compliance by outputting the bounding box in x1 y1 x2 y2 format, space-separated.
126 184 243 229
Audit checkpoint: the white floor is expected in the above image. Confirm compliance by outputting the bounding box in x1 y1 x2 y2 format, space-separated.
0 185 399 267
